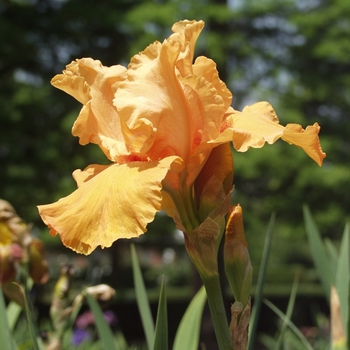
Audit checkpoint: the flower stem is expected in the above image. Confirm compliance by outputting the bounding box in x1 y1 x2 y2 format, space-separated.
202 272 232 350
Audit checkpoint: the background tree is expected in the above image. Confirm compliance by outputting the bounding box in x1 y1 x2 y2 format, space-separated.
1 0 349 269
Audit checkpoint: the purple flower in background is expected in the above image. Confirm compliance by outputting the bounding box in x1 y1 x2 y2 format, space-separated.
103 310 117 326
72 309 118 345
71 328 92 346
75 310 95 329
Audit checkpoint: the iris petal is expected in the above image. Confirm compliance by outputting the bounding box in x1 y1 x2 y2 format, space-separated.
214 102 325 166
115 36 191 160
51 58 128 160
282 123 326 166
38 156 180 254
215 102 284 150
195 143 234 203
114 21 231 184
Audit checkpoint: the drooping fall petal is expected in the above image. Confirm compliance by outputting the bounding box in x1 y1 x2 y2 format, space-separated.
215 102 285 150
51 58 128 161
214 102 326 166
38 156 180 254
282 123 326 166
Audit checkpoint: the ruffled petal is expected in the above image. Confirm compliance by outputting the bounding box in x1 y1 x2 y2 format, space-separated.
179 58 232 184
115 20 231 179
171 20 204 76
192 56 232 112
282 123 326 166
177 73 229 185
214 102 284 151
72 164 109 187
214 102 325 165
38 156 180 255
115 38 188 158
51 58 128 160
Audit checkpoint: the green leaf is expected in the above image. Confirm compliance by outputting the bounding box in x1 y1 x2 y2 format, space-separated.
324 238 339 277
335 223 350 342
131 243 155 350
15 283 41 350
6 301 22 332
85 292 118 350
0 287 16 350
303 205 333 302
114 331 129 349
173 286 206 350
274 273 300 350
4 277 33 332
66 296 84 335
153 276 168 350
264 299 313 350
248 212 276 350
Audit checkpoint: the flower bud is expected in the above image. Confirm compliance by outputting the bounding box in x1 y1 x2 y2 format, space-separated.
331 285 346 349
50 265 74 337
224 205 252 307
85 284 116 302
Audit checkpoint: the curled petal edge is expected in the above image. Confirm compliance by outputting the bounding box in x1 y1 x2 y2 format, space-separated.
38 156 182 255
212 102 326 166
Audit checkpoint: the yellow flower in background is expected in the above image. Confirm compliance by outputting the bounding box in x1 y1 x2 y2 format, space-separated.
0 199 49 284
38 20 325 255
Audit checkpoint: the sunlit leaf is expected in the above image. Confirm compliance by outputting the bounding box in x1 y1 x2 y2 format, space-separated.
14 283 41 350
131 243 155 349
6 301 22 332
324 238 338 277
173 286 206 350
264 299 313 350
274 273 300 350
153 276 167 350
248 212 275 350
0 287 16 350
85 292 118 350
303 205 332 302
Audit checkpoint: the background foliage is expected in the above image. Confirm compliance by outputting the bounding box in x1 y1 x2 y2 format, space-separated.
1 0 349 311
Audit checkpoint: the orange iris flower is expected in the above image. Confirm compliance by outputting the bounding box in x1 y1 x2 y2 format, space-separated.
38 20 325 255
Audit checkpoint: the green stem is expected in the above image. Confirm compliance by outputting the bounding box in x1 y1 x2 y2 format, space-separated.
202 273 232 350
165 185 200 232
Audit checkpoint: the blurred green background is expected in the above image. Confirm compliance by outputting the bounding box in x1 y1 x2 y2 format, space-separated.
1 0 349 348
